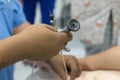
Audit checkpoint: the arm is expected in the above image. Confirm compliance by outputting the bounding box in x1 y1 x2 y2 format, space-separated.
79 46 120 71
0 33 28 69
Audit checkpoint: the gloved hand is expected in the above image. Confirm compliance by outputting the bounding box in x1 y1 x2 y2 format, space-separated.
18 24 72 61
0 24 72 69
47 55 81 80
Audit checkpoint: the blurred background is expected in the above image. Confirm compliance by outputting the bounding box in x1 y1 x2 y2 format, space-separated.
14 0 120 80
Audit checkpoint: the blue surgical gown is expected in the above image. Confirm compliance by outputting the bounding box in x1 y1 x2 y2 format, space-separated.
0 0 26 80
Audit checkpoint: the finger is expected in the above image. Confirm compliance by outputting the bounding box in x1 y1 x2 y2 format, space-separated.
58 68 68 80
44 24 73 43
66 57 79 80
77 62 82 77
51 66 67 80
58 32 73 43
48 59 67 80
44 24 58 32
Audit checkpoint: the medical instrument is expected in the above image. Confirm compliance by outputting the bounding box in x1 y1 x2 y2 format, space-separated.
58 19 80 32
31 62 36 80
50 12 80 51
50 12 80 80
50 13 80 32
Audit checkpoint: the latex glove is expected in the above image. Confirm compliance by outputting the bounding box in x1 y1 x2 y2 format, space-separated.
0 24 72 69
19 24 72 60
48 55 81 80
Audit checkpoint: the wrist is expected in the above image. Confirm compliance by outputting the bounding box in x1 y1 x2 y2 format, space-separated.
78 58 89 70
78 58 97 71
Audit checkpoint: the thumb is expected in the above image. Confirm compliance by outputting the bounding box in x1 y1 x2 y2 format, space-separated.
44 24 58 32
45 24 72 43
67 58 80 80
57 67 67 80
58 32 73 43
48 60 67 80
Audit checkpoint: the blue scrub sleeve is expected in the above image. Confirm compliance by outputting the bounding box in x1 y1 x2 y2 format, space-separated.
13 0 27 28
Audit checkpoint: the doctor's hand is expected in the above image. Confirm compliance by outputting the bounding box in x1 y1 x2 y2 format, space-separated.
47 55 81 80
18 24 72 61
0 23 73 69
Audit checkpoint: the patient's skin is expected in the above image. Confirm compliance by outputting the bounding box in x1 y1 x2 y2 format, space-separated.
78 46 120 71
75 46 120 79
76 70 120 80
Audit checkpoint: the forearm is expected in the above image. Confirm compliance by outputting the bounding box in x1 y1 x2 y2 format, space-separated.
0 34 28 69
79 46 120 71
0 22 31 69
